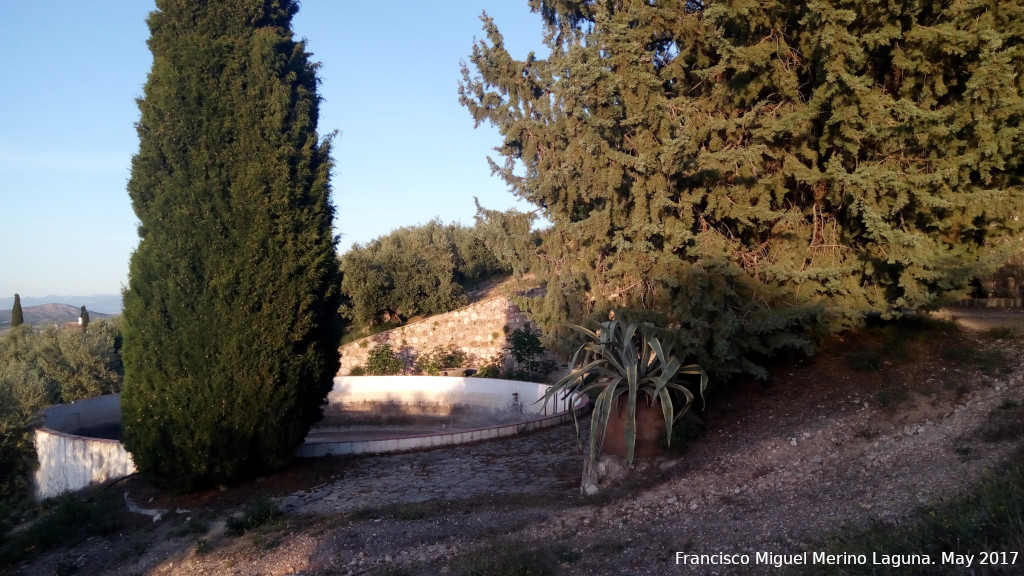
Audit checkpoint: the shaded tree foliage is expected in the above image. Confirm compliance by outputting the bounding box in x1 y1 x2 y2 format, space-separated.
121 0 342 491
472 198 541 276
0 327 49 521
461 0 1024 377
364 343 404 375
0 321 123 521
340 219 505 328
38 320 123 404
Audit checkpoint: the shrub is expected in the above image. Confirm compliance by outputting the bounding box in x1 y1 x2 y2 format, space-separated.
0 321 123 523
39 320 123 403
339 219 507 329
226 494 282 536
542 321 707 472
0 491 125 570
474 362 502 379
0 355 48 527
365 344 403 375
414 345 469 375
504 327 557 382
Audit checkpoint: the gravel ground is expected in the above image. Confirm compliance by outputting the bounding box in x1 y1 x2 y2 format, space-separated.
12 315 1024 576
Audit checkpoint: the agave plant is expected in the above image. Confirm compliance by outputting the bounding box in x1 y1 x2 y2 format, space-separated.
542 321 708 472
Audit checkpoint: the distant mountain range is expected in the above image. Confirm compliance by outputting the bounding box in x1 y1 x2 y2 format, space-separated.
0 294 122 315
0 303 114 330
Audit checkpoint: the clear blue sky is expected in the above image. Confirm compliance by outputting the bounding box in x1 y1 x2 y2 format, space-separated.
0 1 545 299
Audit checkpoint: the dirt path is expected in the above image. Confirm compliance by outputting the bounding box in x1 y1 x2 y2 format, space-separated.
934 306 1024 332
12 313 1024 576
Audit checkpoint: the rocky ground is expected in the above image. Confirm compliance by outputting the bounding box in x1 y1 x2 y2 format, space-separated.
9 310 1024 576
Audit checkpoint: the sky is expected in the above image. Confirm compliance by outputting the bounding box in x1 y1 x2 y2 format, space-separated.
0 1 547 300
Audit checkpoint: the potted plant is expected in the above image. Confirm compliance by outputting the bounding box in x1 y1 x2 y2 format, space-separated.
541 320 707 493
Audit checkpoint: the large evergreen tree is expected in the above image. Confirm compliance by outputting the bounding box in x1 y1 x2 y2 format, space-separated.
461 0 1024 377
121 0 342 491
10 295 22 328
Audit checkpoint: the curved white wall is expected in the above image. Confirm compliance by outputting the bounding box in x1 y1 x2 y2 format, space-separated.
299 376 587 457
325 376 574 414
34 395 137 500
32 378 587 498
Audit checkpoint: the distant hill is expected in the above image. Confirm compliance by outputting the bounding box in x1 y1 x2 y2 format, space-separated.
0 294 121 315
0 303 113 330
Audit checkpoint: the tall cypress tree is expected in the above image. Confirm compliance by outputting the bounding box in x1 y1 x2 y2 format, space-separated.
122 0 342 491
11 294 23 328
461 0 1024 377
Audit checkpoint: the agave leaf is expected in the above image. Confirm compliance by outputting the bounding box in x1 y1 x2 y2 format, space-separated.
623 368 640 465
590 386 619 462
602 346 626 375
648 336 667 366
656 356 683 389
550 321 710 488
637 337 656 379
598 320 619 344
579 375 622 397
622 323 638 352
540 359 606 404
678 363 709 407
563 322 601 342
665 383 695 422
657 386 675 446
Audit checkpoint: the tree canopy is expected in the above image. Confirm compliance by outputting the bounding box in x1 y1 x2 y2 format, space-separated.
1 320 123 515
339 218 507 328
461 0 1024 377
121 0 342 491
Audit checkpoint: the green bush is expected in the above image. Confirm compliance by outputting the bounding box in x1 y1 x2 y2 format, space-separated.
0 321 124 524
0 353 48 527
226 493 282 536
504 327 557 382
339 219 507 329
365 344 403 375
413 345 469 375
39 320 123 403
474 362 502 379
0 491 125 570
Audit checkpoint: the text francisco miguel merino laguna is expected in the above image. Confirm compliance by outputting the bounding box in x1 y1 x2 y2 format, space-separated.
676 551 1018 569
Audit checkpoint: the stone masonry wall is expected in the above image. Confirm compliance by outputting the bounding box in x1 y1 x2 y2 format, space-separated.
338 295 534 375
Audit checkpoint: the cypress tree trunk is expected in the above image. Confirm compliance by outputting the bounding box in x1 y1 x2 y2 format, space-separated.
121 0 342 491
11 294 23 328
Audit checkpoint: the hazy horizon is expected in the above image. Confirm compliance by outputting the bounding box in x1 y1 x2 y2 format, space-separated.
0 294 123 315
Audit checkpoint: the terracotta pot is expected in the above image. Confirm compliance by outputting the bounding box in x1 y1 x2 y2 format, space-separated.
600 395 667 458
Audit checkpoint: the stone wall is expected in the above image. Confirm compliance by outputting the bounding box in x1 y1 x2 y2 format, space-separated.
338 295 534 375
